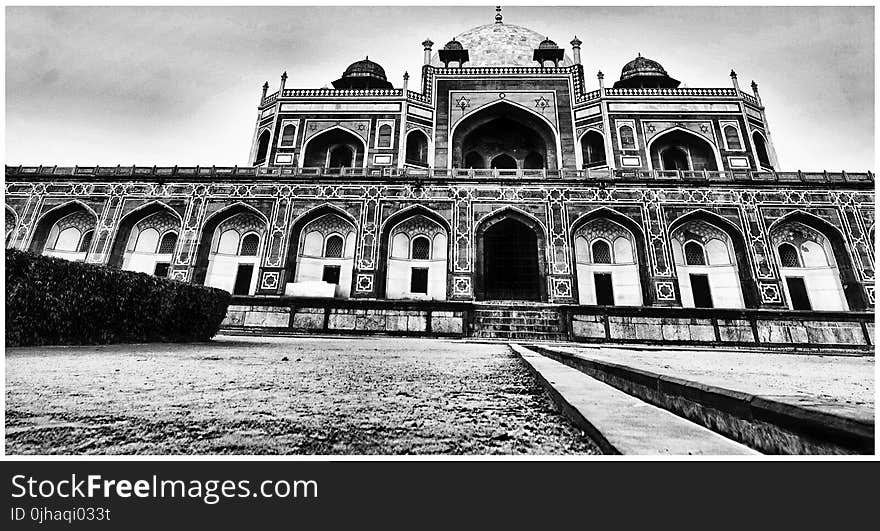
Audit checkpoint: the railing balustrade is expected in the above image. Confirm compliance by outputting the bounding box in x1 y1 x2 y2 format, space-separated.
6 165 873 185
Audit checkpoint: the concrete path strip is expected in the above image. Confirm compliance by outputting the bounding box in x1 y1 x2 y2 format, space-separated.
511 344 758 456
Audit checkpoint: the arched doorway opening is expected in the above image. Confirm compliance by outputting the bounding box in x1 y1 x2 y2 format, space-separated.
661 147 689 171
769 212 865 310
106 202 182 277
328 145 354 168
580 131 606 167
255 130 270 165
523 152 544 169
28 202 97 261
491 153 517 169
650 129 718 171
476 211 546 301
451 102 558 170
405 130 429 166
753 132 772 169
302 128 365 168
669 212 756 308
571 211 648 306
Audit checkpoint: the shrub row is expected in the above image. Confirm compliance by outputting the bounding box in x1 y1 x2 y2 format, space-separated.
6 249 231 347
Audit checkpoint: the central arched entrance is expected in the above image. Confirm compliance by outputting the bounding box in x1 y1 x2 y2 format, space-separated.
476 211 546 301
451 101 558 170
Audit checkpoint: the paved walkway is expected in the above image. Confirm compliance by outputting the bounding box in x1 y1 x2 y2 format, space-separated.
548 344 874 423
6 336 599 455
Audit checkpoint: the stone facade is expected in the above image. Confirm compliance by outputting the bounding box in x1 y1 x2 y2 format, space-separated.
4 17 875 320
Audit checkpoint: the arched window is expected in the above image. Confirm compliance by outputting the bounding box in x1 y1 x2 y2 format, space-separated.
280 124 296 147
619 125 635 150
158 232 178 254
753 132 771 168
662 147 689 171
613 237 634 264
239 233 260 256
581 131 606 167
491 154 517 169
328 145 353 168
217 230 240 254
778 243 801 268
523 152 544 169
54 227 81 252
377 124 393 148
405 131 429 165
591 240 612 264
135 228 160 253
411 236 431 260
684 241 706 265
78 230 94 253
324 234 344 258
255 130 270 165
724 125 742 150
464 151 485 169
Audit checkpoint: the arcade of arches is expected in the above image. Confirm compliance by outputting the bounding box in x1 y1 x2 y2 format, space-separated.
17 198 870 312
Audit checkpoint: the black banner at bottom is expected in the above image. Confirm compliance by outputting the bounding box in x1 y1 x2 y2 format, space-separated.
1 461 875 529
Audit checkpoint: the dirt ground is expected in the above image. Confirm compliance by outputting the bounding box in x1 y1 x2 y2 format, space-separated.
6 336 599 455
554 344 875 422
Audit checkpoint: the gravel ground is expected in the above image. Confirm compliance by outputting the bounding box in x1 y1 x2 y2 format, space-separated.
553 345 874 422
6 336 600 455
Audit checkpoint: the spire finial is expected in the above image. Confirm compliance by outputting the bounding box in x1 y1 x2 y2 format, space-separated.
495 6 503 24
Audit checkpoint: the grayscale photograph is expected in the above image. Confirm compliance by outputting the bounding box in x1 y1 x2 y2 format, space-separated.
4 5 874 456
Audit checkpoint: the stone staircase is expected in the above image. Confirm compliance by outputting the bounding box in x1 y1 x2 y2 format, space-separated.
471 303 567 341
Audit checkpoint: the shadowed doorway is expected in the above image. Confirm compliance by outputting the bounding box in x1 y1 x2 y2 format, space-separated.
480 218 541 300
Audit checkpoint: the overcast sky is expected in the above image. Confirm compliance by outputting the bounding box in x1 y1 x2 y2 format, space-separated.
5 5 874 170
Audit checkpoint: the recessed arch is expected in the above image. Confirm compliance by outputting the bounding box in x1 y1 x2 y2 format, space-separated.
107 201 182 269
405 129 430 166
579 129 607 168
647 126 722 172
768 209 865 310
449 100 561 170
300 126 368 169
669 209 757 308
5 205 19 245
255 129 271 165
570 207 650 305
283 203 360 291
474 207 548 301
193 203 269 286
28 200 98 254
752 130 772 169
377 205 451 299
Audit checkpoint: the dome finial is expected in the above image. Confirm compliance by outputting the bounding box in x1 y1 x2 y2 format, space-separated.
495 6 503 24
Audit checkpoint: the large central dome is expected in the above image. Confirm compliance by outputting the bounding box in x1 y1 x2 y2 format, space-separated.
431 23 573 67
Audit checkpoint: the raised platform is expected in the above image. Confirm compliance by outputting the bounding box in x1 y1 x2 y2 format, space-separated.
219 296 875 351
517 344 874 454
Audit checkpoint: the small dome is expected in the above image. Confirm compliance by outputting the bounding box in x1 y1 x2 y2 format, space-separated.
444 38 464 50
614 53 680 89
342 57 388 81
620 54 668 81
333 56 393 89
538 37 559 49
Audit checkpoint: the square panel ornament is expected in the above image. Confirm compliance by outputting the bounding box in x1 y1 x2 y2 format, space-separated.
355 273 374 293
655 280 676 301
759 282 782 304
452 276 472 296
260 271 280 291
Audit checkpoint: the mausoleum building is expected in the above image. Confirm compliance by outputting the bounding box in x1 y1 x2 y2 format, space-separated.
5 11 875 346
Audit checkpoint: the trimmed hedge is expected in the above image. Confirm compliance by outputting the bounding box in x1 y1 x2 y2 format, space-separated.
6 249 231 347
